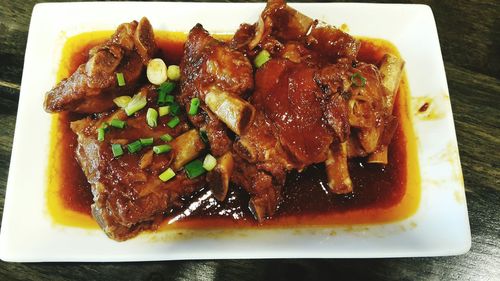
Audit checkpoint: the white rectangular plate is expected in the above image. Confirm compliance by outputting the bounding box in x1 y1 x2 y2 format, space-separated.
0 2 470 261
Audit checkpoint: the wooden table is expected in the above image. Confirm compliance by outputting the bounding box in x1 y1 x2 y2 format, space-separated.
0 1 498 280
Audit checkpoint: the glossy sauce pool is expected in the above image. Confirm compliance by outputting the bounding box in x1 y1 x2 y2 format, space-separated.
46 31 420 230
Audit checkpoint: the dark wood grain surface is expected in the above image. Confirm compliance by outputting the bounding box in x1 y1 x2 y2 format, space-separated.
0 0 499 280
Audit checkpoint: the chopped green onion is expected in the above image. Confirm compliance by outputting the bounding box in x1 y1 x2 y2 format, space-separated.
147 58 168 85
167 116 180 128
159 168 176 182
167 65 181 81
185 159 206 179
124 92 147 116
158 81 176 95
111 144 124 157
146 108 158 128
254 50 271 68
127 140 142 153
116 72 126 86
100 122 109 131
350 72 366 87
165 95 175 104
160 133 173 142
140 137 154 146
110 119 126 129
97 128 105 142
157 91 167 106
113 96 132 108
169 102 181 116
188 98 200 115
153 144 172 154
199 130 209 144
203 154 217 171
159 106 170 117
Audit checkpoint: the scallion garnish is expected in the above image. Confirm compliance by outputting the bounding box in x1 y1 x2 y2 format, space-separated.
127 140 142 153
159 168 176 182
153 144 172 154
97 128 105 142
157 91 167 106
188 98 200 115
254 50 271 68
116 72 126 86
111 143 124 157
158 81 175 95
124 92 147 116
167 65 181 81
199 130 209 144
350 72 366 87
167 116 180 128
185 159 206 179
159 106 170 117
146 108 158 128
100 122 109 131
140 137 154 146
203 154 217 171
160 133 173 142
169 102 181 116
110 119 126 129
113 96 132 108
165 95 175 104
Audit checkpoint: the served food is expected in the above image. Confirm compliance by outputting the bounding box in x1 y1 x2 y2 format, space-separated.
44 0 417 241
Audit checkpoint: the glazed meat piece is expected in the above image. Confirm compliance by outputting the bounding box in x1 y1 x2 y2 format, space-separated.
253 59 333 169
70 86 206 241
44 17 156 114
306 22 360 64
180 24 255 156
232 112 290 220
245 0 313 51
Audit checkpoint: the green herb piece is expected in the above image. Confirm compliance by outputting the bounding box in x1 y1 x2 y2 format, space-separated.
185 159 206 179
97 128 105 142
111 144 124 157
153 144 172 154
169 102 181 116
127 140 142 153
160 133 173 142
159 168 176 182
158 81 176 95
188 98 200 115
113 96 132 108
254 50 271 68
167 116 180 128
202 154 217 171
146 108 158 128
116 72 126 86
167 65 181 81
165 95 175 104
110 119 126 129
124 92 147 116
159 106 170 117
140 137 154 146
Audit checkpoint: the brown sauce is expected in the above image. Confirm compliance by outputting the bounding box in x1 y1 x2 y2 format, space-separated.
46 31 420 230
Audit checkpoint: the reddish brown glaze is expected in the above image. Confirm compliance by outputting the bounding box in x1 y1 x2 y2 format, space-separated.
54 34 411 228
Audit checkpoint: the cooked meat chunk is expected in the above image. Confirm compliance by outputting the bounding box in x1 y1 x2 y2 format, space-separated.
44 17 157 114
253 59 333 169
306 23 360 63
70 86 206 241
180 24 254 155
232 112 289 220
